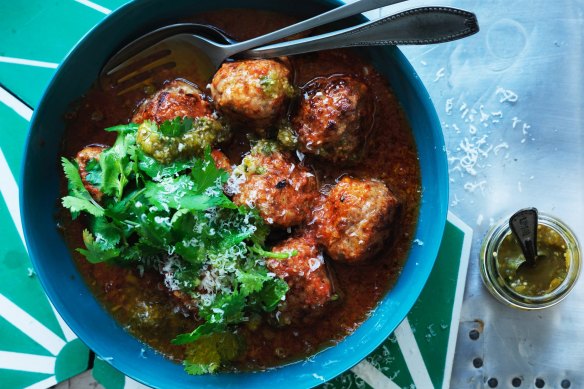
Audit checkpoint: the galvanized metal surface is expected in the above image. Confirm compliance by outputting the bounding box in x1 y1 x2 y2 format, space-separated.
387 0 584 387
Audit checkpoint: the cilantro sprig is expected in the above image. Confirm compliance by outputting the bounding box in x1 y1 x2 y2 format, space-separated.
61 120 289 375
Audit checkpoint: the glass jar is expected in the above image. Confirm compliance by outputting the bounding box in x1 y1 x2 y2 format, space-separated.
480 212 581 309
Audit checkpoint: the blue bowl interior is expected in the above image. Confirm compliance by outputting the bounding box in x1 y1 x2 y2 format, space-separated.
21 0 448 388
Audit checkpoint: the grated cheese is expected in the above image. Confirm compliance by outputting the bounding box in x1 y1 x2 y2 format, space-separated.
495 87 518 103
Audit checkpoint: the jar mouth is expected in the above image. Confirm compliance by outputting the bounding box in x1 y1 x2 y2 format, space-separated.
480 213 581 310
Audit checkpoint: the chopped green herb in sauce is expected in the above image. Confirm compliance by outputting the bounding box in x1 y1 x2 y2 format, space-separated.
136 116 230 164
259 70 296 99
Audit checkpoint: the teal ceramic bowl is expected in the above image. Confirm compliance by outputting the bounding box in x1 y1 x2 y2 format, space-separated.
21 0 448 387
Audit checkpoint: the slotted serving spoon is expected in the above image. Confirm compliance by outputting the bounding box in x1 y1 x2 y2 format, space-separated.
102 5 478 94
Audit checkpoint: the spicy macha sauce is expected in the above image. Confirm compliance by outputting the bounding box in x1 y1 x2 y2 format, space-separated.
59 9 421 370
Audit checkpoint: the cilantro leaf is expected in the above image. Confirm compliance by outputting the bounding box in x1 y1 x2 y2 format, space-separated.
134 212 172 248
84 159 102 187
191 147 229 194
76 229 120 264
158 117 194 137
181 330 241 375
60 158 104 217
257 278 289 311
143 173 233 212
184 361 218 375
89 217 124 246
199 292 247 325
237 269 269 296
99 132 136 200
62 196 104 218
105 123 139 133
172 322 226 345
61 157 86 193
137 149 195 179
249 243 297 259
175 240 206 266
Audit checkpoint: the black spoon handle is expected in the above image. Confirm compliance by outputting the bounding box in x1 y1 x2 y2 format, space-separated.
509 208 539 265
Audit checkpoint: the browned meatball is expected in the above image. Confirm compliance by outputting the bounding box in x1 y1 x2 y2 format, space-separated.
75 145 107 201
229 141 318 228
132 79 215 124
132 79 229 164
266 232 336 325
291 75 374 162
210 59 295 134
314 177 399 263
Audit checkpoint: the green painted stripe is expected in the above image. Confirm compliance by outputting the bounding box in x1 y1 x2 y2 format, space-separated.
0 0 108 106
93 357 126 389
407 221 465 387
0 315 52 356
90 0 130 10
0 199 69 346
363 332 415 388
321 369 374 389
0 369 53 389
0 103 29 182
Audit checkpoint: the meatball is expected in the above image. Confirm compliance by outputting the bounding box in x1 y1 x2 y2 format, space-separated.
210 149 232 172
210 59 295 134
266 232 336 325
229 141 318 228
314 177 399 263
132 78 215 125
75 145 106 201
132 79 230 164
291 75 374 162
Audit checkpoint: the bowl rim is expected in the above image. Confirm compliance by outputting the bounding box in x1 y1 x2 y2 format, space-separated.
21 0 448 387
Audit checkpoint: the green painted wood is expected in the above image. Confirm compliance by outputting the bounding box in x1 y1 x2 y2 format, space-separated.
409 222 464 388
0 0 121 107
0 103 29 181
93 357 126 389
55 339 91 382
364 333 416 388
0 201 66 342
0 65 55 110
0 370 52 389
0 315 52 356
323 371 374 389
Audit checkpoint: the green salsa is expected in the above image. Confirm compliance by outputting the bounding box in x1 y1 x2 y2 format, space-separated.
495 224 570 297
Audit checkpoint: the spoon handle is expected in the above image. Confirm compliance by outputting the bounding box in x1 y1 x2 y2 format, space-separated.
239 7 478 58
227 0 409 53
509 208 539 265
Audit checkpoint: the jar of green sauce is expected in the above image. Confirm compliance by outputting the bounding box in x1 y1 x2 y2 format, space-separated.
480 212 581 309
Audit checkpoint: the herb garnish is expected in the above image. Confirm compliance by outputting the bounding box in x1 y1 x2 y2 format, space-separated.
61 119 290 374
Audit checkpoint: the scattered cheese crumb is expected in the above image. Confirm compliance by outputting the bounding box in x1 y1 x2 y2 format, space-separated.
445 98 454 115
495 86 519 103
476 214 484 226
433 67 446 82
